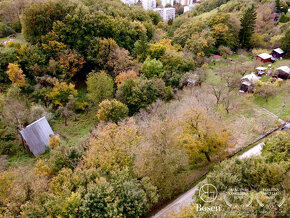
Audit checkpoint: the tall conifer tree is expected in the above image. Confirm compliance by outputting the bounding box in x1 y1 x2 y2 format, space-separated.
239 5 257 49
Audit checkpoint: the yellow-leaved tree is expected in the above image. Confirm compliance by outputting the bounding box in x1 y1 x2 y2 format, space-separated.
84 118 139 173
6 63 26 87
179 109 229 164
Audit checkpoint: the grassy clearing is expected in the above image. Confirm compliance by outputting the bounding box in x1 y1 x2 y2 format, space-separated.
271 59 290 69
206 69 221 83
0 37 8 41
254 94 290 120
52 108 98 146
7 152 35 168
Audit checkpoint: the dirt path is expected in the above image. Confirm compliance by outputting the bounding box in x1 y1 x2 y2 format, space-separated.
151 142 267 218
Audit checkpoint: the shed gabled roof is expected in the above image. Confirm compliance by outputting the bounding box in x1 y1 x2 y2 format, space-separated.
257 53 272 59
256 67 267 71
241 73 260 84
20 117 54 156
276 66 290 74
273 48 284 54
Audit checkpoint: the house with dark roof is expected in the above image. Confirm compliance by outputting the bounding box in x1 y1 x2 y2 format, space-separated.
240 73 260 92
274 66 290 80
256 67 267 76
271 48 285 59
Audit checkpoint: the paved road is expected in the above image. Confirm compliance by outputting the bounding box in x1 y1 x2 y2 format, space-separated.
151 142 265 218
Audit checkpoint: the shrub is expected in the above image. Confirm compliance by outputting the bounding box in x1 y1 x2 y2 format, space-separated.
80 170 149 217
47 82 78 106
141 58 164 79
279 13 290 23
6 41 21 49
87 71 114 106
97 99 129 123
218 46 233 58
0 22 15 38
116 78 166 115
262 132 290 164
28 104 53 123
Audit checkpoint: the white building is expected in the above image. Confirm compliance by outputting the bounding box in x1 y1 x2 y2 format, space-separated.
142 0 156 10
175 0 194 5
184 3 199 12
154 7 175 22
161 0 174 7
121 0 138 5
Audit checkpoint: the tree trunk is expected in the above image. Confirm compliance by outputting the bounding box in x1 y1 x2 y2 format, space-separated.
204 152 211 162
64 117 68 126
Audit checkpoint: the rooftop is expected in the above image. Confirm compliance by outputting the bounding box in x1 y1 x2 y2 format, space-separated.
273 48 284 54
256 67 267 71
257 53 272 59
276 66 290 74
19 117 54 156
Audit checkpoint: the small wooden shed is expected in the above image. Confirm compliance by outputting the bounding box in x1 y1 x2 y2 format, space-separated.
19 117 54 156
275 66 290 80
256 67 267 76
240 73 260 92
271 48 285 59
256 53 273 63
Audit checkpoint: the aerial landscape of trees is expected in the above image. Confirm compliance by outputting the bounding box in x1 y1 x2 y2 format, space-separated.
0 0 289 217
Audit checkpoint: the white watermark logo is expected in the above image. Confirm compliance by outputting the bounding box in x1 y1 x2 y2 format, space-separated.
197 184 221 212
199 184 218 203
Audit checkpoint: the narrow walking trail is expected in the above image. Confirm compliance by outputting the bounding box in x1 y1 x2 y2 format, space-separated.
151 142 266 218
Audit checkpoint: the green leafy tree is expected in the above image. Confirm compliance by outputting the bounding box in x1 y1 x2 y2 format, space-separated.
262 132 289 163
141 58 164 79
281 30 290 55
279 13 290 23
276 0 281 13
58 49 85 80
0 22 15 38
97 99 129 123
147 42 166 60
239 5 257 49
116 78 166 115
133 34 149 62
17 45 47 78
47 82 78 106
185 30 216 57
0 47 17 82
86 71 114 106
87 38 118 69
80 170 150 217
21 0 74 43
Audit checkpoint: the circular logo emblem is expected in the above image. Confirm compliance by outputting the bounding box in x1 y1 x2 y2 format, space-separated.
199 184 218 202
223 187 253 208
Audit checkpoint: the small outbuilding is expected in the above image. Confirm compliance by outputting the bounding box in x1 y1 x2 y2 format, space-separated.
274 66 290 80
256 67 267 76
19 117 54 157
271 48 285 59
240 73 260 92
256 53 273 63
